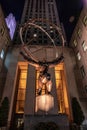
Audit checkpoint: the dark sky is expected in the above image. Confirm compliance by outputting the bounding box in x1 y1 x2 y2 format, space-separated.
0 0 25 20
57 0 83 42
0 0 83 43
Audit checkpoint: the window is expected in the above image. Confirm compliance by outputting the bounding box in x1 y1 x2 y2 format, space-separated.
55 64 65 113
83 15 87 26
0 49 4 59
16 63 28 114
73 39 77 47
16 118 24 129
82 41 87 52
77 28 81 38
77 51 81 61
80 65 86 78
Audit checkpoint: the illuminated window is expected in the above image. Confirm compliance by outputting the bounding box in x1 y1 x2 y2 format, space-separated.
55 64 65 113
83 15 87 26
0 49 4 59
77 51 81 61
55 70 64 113
55 64 70 117
16 118 24 129
73 39 77 47
77 28 81 38
16 63 28 114
82 41 87 52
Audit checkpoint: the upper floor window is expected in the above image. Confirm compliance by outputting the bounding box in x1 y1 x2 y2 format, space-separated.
82 15 87 26
77 28 81 38
0 49 4 59
73 39 77 47
76 51 81 61
82 41 87 52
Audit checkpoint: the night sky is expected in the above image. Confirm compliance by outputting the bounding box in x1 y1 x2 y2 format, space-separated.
0 0 83 43
0 0 25 20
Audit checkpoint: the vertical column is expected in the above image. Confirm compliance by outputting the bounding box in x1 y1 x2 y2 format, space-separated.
24 65 36 115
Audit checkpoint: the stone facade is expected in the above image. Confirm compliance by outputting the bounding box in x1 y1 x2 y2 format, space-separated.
2 46 80 126
0 5 11 100
70 7 87 118
24 114 69 130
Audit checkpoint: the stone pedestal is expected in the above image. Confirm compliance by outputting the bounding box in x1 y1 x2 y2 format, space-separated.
24 114 69 130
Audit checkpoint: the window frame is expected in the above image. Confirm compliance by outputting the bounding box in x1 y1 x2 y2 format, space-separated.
82 15 87 26
76 51 81 61
80 65 86 78
82 41 87 52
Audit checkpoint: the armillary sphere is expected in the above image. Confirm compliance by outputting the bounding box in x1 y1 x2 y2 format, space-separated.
19 19 65 66
19 19 65 95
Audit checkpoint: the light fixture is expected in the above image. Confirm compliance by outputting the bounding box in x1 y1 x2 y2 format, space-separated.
33 33 37 37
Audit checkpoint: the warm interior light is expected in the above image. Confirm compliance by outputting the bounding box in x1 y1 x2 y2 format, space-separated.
16 62 28 114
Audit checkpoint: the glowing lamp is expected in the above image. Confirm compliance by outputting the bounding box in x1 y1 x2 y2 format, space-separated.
33 34 37 37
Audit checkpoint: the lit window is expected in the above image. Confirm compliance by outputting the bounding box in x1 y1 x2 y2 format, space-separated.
16 63 28 114
17 118 24 129
77 51 81 60
77 28 81 38
55 64 69 114
83 15 87 26
0 49 4 59
82 41 87 52
80 65 86 78
73 39 77 47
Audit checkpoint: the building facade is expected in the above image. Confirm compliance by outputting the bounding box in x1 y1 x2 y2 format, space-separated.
70 7 87 117
1 0 87 130
0 5 11 101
